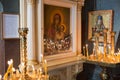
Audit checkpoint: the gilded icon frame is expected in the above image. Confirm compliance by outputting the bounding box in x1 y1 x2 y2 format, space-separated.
88 10 113 43
37 0 79 61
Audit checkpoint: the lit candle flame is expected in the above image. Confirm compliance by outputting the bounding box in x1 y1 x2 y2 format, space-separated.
12 67 16 72
0 75 2 80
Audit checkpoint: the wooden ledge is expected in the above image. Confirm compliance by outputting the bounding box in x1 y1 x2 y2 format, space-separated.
35 55 84 71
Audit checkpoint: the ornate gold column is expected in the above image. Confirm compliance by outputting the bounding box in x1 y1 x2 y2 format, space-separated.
76 0 85 55
26 0 37 64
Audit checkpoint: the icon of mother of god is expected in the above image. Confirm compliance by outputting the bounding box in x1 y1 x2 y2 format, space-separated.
47 13 66 41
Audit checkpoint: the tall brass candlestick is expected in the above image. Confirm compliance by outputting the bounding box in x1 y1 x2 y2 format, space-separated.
103 29 108 58
18 28 31 80
111 32 116 55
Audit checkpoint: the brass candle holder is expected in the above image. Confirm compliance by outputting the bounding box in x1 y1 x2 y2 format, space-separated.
1 28 49 80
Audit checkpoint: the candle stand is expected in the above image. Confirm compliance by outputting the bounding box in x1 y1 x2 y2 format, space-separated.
0 28 49 80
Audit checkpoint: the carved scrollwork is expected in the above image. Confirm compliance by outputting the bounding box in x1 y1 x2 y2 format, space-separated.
70 0 85 11
26 0 35 4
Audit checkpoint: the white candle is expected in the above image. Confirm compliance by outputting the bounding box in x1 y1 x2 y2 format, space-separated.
108 45 111 54
83 46 85 56
44 60 47 76
20 0 27 28
40 54 43 62
86 44 89 58
32 65 35 77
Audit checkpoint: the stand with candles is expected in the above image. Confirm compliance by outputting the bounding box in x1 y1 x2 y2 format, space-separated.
0 28 49 80
83 28 120 80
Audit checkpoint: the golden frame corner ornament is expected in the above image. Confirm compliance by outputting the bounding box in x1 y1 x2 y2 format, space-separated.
88 10 113 42
37 0 80 62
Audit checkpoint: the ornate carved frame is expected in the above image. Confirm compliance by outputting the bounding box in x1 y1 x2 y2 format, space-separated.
37 0 84 62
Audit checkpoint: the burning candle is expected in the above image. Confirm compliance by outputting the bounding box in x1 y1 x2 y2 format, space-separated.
108 45 111 55
0 75 2 80
32 65 36 77
86 44 89 59
111 32 116 55
93 43 96 55
40 54 43 63
83 46 85 56
8 59 13 65
39 68 42 75
44 60 47 76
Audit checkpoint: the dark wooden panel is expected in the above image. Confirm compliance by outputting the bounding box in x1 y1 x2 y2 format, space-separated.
5 39 20 70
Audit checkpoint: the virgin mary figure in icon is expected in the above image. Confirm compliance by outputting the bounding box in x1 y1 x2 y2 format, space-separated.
47 13 66 41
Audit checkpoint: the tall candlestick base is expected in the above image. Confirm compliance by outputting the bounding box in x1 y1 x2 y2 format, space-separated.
18 28 32 80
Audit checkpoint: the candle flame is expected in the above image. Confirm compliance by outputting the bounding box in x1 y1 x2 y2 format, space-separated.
12 67 16 72
0 75 2 79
